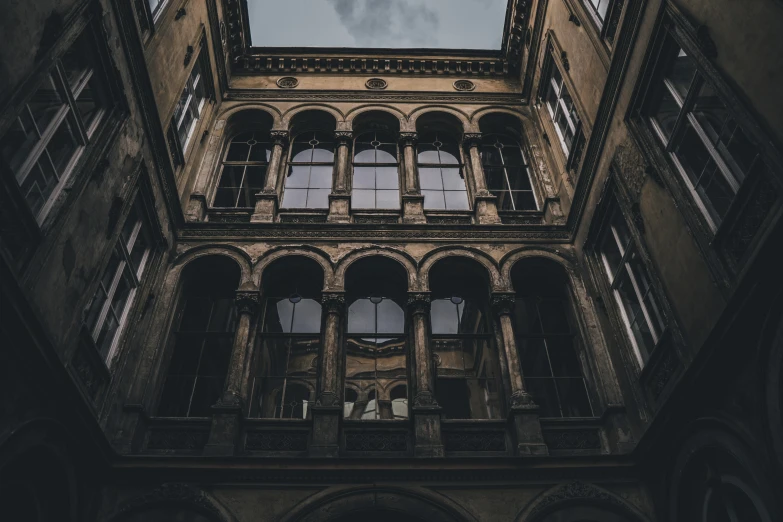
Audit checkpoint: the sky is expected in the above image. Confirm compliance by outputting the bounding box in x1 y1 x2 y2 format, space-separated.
247 0 509 50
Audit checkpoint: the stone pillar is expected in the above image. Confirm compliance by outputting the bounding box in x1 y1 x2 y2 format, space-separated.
310 292 345 456
328 131 352 223
399 132 426 223
407 293 444 457
204 289 260 456
491 293 548 456
252 130 289 223
463 133 501 225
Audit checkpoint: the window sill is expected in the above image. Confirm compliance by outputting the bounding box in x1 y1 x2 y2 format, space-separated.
278 210 329 224
206 208 252 223
424 210 474 225
498 210 545 225
351 209 401 224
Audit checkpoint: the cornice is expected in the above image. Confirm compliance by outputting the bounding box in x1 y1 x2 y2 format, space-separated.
225 89 527 105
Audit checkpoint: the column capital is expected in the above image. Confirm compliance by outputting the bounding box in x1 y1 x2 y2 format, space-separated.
509 390 539 411
491 292 516 316
462 132 483 148
398 132 419 145
333 130 353 144
413 388 440 409
235 290 261 315
407 292 432 315
269 130 290 145
321 292 346 314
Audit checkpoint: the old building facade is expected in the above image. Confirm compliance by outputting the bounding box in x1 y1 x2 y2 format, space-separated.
1 0 782 520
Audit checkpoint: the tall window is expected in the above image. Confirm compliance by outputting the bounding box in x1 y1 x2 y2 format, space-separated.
543 55 583 162
583 0 611 24
512 261 592 417
598 206 667 366
0 27 110 222
417 133 470 210
83 196 152 362
352 131 400 209
172 57 207 154
282 132 334 209
213 132 272 208
344 297 408 420
431 296 503 419
158 262 237 418
644 36 771 230
147 0 168 19
481 134 537 211
251 293 321 419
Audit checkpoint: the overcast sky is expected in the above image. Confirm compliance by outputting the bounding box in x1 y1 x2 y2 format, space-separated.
248 0 509 49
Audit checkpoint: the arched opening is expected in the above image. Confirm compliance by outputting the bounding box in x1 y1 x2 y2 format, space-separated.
115 508 217 522
157 256 241 418
344 256 409 420
334 511 427 522
429 257 502 419
535 505 634 522
282 110 338 209
249 256 324 419
478 113 537 211
351 111 401 210
511 258 593 418
416 112 469 211
213 109 275 208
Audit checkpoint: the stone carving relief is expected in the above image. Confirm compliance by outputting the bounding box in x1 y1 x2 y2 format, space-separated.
453 80 476 92
277 76 299 89
365 78 388 90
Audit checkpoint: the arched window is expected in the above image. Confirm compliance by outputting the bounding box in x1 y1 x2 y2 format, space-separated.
430 258 503 419
512 259 592 417
157 257 239 418
281 131 334 209
344 257 409 420
481 134 537 210
417 132 469 210
213 131 272 208
352 131 400 209
249 257 322 419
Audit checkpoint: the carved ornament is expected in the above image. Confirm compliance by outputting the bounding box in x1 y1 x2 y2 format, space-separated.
453 79 476 92
462 132 483 147
491 292 516 316
276 76 299 89
406 293 431 315
398 132 419 145
269 129 290 145
365 78 388 90
235 290 260 315
321 293 346 314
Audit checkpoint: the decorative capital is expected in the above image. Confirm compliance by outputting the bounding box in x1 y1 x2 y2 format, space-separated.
398 132 419 146
491 292 516 316
333 130 353 144
321 292 346 314
510 390 539 411
315 391 341 408
413 389 439 408
212 391 243 412
462 132 483 148
407 292 431 315
235 291 260 315
269 130 289 146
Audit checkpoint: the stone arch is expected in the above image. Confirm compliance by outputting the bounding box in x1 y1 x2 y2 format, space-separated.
409 105 471 131
278 485 478 522
282 104 345 130
471 106 530 127
216 103 283 129
172 245 252 286
333 246 418 291
516 482 650 522
104 483 237 522
253 245 334 290
345 104 407 126
500 247 578 291
419 247 502 292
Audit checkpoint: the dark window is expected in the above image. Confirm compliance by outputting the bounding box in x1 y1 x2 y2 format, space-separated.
598 206 667 366
158 276 237 418
542 54 583 162
0 27 111 222
644 35 771 230
83 196 153 362
352 131 400 209
344 296 407 420
584 0 611 25
171 56 208 154
417 132 470 210
213 131 272 208
431 296 503 419
481 134 537 211
282 131 334 209
147 0 168 19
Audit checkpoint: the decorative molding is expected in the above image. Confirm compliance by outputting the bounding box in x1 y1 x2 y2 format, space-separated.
226 90 526 105
443 430 506 452
333 130 353 142
321 293 346 314
398 132 419 145
235 290 260 315
365 78 388 90
528 482 630 518
315 391 341 407
278 213 328 224
354 215 399 224
246 431 308 451
560 50 570 72
605 0 625 44
413 389 439 408
542 429 601 450
509 390 539 410
407 293 432 315
426 215 473 225
276 76 299 88
462 132 483 147
345 431 408 452
491 292 516 316
269 129 290 145
220 20 227 49
453 79 476 92
175 7 187 20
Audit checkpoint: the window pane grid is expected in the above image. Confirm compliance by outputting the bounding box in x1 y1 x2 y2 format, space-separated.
418 133 469 210
352 131 400 210
481 135 537 210
283 132 334 209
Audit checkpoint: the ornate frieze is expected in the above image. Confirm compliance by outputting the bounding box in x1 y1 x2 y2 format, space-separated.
146 427 210 452
462 132 482 147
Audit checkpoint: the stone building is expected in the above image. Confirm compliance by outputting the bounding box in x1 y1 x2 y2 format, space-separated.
0 0 781 520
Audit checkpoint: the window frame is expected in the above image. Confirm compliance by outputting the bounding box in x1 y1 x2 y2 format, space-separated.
212 130 273 209
133 0 171 41
480 133 539 211
281 130 336 210
350 130 402 210
173 58 208 155
416 132 472 211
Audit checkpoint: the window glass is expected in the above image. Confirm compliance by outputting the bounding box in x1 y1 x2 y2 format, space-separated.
282 132 334 209
542 56 582 159
417 133 469 210
173 58 208 154
351 131 399 210
480 135 537 211
214 132 272 208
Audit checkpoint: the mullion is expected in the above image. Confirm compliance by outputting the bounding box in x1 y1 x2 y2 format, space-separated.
234 166 248 208
686 113 742 191
186 300 215 417
93 253 127 339
53 64 89 145
15 105 70 185
621 252 660 345
666 75 703 152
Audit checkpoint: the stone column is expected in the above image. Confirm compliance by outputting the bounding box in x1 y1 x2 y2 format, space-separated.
407 293 444 457
399 132 426 224
327 131 352 223
491 292 548 456
463 133 501 225
252 130 289 223
204 289 260 456
310 292 345 456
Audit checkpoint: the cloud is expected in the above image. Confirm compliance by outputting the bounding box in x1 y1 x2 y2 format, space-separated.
326 0 440 47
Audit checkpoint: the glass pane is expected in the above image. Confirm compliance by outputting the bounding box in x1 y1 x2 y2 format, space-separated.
248 141 271 162
306 188 330 209
513 297 541 335
291 299 322 333
75 73 107 130
485 167 506 191
596 0 609 21
0 110 39 174
556 378 593 417
266 299 293 333
354 142 375 163
538 299 571 333
376 299 404 334
438 143 460 165
199 335 234 377
352 189 375 209
436 378 472 419
290 141 313 162
600 229 623 280
547 337 583 377
168 333 203 375
84 286 109 332
417 145 440 163
507 167 532 191
285 165 310 189
189 375 226 417
226 140 250 162
244 165 266 193
514 191 537 211
179 297 212 332
28 75 64 134
282 188 308 208
526 378 560 417
157 375 196 418
353 166 375 189
207 298 236 332
309 165 333 188
20 159 59 216
47 118 80 175
422 190 446 210
431 299 459 334
110 273 133 319
348 298 376 333
375 145 396 163
444 190 470 210
311 146 334 162
419 167 443 190
214 187 239 208
518 338 551 377
665 46 697 100
375 166 399 189
441 168 465 191
649 85 681 142
375 189 399 209
95 310 119 358
615 269 642 326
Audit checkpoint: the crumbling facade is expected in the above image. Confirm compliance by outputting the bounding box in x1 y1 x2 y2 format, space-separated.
1 0 782 521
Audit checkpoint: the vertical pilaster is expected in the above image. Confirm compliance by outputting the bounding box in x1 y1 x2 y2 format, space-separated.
204 289 260 456
399 132 426 223
407 292 444 457
463 133 501 225
491 293 548 456
328 131 352 223
310 292 345 456
252 130 289 223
